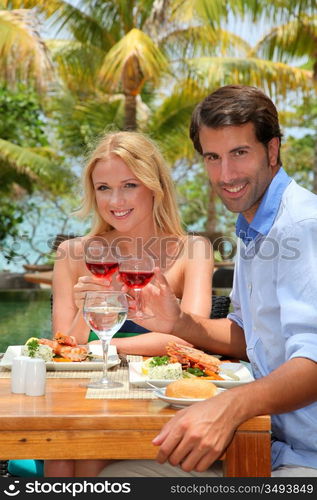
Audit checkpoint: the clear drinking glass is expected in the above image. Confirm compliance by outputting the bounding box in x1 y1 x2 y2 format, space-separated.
85 241 120 280
118 255 155 320
83 291 128 389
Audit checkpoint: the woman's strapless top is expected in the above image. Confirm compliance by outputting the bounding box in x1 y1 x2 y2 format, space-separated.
88 320 150 341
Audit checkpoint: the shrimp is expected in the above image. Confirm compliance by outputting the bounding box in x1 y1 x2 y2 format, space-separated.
38 335 88 361
54 332 77 347
53 344 88 361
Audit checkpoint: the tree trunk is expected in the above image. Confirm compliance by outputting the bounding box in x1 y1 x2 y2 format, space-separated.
124 94 137 130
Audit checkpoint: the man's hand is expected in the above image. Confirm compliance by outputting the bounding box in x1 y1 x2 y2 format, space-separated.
131 267 182 333
152 390 238 472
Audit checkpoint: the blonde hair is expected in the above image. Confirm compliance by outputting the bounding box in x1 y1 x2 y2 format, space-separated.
78 131 185 237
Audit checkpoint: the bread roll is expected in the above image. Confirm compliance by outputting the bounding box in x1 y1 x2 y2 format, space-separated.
165 378 217 399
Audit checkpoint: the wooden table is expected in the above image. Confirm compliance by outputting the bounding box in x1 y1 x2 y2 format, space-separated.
0 378 271 477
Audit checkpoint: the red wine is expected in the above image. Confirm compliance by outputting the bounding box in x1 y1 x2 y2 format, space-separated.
119 271 154 289
86 261 119 278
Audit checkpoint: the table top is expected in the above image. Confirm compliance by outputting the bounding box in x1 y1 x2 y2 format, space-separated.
0 377 270 432
0 377 178 431
0 377 271 475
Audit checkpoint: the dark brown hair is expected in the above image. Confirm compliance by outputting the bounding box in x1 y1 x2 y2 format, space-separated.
189 85 283 164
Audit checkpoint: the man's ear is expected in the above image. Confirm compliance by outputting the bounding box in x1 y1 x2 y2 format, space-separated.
268 137 280 168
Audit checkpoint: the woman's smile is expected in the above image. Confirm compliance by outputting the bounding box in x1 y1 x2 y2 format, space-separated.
111 208 134 219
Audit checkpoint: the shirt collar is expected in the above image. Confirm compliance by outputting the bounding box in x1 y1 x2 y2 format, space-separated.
236 167 292 244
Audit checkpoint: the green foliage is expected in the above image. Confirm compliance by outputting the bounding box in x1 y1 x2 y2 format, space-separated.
177 163 209 231
0 198 25 263
0 199 24 242
51 92 124 156
0 84 48 147
282 134 315 189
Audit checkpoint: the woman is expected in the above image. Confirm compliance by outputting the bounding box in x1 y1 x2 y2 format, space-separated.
46 131 213 477
52 131 213 355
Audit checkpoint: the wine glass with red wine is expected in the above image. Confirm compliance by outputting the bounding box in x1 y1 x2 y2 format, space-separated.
118 254 155 320
85 241 119 280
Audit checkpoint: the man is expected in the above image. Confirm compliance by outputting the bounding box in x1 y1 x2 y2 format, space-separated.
100 85 317 477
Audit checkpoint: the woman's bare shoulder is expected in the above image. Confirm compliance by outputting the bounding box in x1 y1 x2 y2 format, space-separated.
183 234 213 254
57 236 87 252
54 237 91 268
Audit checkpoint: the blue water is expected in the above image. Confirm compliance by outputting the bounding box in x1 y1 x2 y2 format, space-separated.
0 290 52 352
0 195 89 273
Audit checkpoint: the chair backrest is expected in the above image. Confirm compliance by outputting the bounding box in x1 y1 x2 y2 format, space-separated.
210 295 231 318
213 267 234 288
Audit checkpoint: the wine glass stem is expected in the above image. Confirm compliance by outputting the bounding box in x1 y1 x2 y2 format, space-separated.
134 288 142 314
101 338 109 382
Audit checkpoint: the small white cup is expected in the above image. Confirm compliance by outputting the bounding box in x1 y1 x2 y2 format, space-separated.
11 355 29 394
25 358 46 396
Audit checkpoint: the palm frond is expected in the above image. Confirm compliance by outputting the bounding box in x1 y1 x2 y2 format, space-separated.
0 138 61 186
170 0 268 26
252 15 317 61
161 25 251 61
46 39 105 93
147 81 205 163
50 92 125 156
185 56 314 99
0 9 54 91
98 28 168 92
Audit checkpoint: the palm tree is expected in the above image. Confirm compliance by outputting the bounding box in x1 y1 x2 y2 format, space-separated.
253 6 317 191
0 7 63 190
1 1 315 238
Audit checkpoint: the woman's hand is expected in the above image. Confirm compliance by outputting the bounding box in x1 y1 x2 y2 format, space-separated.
73 276 112 309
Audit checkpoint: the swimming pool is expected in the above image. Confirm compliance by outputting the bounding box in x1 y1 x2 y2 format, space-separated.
0 289 52 353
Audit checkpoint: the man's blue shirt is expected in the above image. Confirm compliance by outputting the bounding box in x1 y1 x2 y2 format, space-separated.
228 167 317 470
235 167 291 245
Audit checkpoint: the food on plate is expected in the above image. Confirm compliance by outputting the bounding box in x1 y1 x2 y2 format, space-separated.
30 332 89 362
142 355 182 380
22 338 54 362
165 378 218 399
148 362 183 380
166 342 221 376
141 346 224 381
54 332 78 346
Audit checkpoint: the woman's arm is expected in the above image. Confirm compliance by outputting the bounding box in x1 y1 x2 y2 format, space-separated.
110 332 191 356
52 239 90 343
52 238 110 344
180 235 213 317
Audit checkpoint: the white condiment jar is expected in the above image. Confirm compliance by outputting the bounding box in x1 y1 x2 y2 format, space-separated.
25 357 46 396
11 355 29 394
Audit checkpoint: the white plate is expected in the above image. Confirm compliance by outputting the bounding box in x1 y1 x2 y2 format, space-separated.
0 344 120 371
152 387 224 408
129 361 254 388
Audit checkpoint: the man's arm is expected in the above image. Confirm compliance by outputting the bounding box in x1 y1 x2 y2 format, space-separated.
173 312 247 360
153 356 317 472
140 268 247 360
